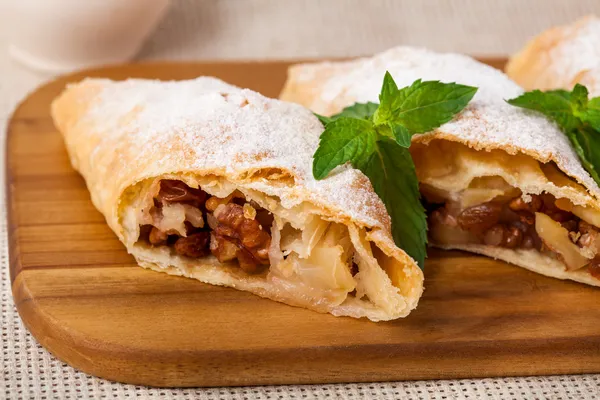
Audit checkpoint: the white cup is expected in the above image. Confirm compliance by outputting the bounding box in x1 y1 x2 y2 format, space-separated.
4 0 171 73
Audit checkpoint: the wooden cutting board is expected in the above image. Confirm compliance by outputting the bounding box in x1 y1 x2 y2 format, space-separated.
8 59 600 388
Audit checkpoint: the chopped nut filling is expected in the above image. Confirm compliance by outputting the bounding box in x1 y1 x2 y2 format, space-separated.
132 177 413 305
174 232 210 258
213 203 271 273
140 180 273 273
428 191 600 272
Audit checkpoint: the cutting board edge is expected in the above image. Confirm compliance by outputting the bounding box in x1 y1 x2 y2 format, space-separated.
11 277 600 387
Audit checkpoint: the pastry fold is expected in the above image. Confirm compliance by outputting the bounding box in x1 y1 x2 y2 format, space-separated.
506 15 600 96
281 46 600 286
51 77 423 321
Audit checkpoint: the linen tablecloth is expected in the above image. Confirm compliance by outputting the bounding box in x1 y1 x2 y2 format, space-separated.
2 1 600 398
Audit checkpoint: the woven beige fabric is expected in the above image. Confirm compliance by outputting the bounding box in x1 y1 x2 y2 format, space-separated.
139 0 600 60
3 1 600 398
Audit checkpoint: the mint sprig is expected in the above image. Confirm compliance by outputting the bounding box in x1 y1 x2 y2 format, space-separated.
507 84 600 185
312 72 477 268
374 76 479 134
315 102 379 125
312 118 376 179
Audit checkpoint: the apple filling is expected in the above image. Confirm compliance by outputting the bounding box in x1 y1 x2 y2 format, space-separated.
413 138 600 277
427 190 600 274
124 176 415 307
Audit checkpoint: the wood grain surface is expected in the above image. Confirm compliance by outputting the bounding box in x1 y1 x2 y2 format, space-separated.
7 59 600 388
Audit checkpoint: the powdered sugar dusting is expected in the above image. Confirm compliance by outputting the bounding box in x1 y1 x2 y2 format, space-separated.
544 15 600 97
64 77 390 231
290 46 600 199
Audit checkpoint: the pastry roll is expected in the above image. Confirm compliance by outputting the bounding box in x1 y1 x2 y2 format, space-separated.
281 46 600 286
506 15 600 96
51 77 423 321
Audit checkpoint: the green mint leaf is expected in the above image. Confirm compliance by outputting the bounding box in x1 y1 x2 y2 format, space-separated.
580 97 600 132
507 90 580 132
315 103 379 127
312 73 478 269
390 123 411 147
331 102 379 120
571 84 589 110
570 126 600 183
508 85 600 186
312 117 377 179
358 139 427 267
372 73 404 124
374 76 477 134
372 123 411 147
314 113 332 125
589 97 600 109
379 71 400 109
546 89 572 100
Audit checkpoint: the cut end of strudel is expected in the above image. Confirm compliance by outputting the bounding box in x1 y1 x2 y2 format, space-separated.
51 77 424 321
281 46 600 286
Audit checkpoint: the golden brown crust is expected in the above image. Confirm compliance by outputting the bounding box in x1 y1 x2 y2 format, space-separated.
51 77 424 321
280 45 600 286
280 46 600 202
506 15 600 95
280 63 355 116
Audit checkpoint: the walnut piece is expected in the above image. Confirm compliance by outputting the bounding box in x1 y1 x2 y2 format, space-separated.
210 232 238 262
174 232 210 258
145 180 274 274
211 203 271 273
